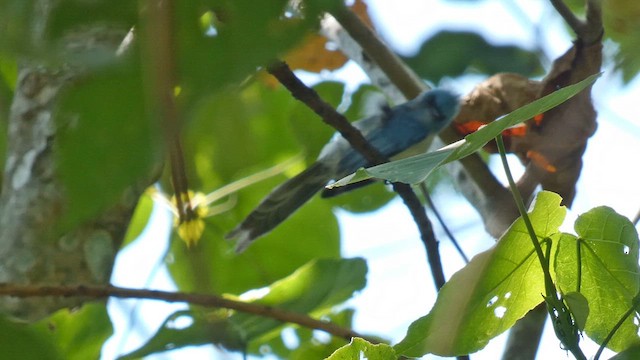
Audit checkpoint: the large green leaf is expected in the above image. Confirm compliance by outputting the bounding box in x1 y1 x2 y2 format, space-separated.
47 0 137 40
168 80 342 295
554 207 640 352
0 315 63 360
329 73 601 188
404 31 543 83
120 191 155 249
395 191 565 357
327 338 396 360
56 61 161 231
171 0 327 108
33 303 112 360
610 343 640 360
230 258 367 340
121 258 367 359
256 308 355 359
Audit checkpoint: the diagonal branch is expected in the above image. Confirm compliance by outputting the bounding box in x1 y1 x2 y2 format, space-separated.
267 60 446 290
0 283 375 343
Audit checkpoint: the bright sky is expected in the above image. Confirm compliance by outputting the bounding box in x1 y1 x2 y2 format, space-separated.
103 1 640 359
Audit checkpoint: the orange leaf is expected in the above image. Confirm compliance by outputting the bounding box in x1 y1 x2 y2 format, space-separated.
283 34 348 72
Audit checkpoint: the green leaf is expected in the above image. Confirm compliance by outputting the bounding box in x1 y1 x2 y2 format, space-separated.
554 207 640 352
404 31 543 83
170 81 340 295
395 191 565 357
327 338 396 360
48 0 138 40
610 343 640 360
602 1 640 81
118 310 245 360
122 258 367 359
563 291 589 331
33 303 113 360
172 0 323 107
230 257 367 340
167 193 340 295
331 73 601 187
120 192 154 249
248 308 355 358
0 315 63 360
56 62 160 231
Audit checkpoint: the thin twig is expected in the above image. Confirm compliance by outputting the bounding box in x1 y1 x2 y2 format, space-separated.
419 183 469 263
267 61 446 289
0 283 375 343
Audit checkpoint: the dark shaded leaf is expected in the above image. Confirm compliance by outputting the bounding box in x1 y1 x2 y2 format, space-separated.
0 315 63 360
403 31 543 83
56 62 161 230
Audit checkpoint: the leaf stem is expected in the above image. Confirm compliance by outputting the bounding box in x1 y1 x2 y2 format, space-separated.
495 135 547 269
496 135 586 360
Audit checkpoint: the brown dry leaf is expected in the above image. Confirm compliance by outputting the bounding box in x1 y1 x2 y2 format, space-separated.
516 41 602 204
453 38 602 206
453 73 541 153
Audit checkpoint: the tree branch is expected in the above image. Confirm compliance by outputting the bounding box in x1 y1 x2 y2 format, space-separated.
549 0 603 44
0 283 375 343
267 60 446 289
329 8 425 99
549 0 585 36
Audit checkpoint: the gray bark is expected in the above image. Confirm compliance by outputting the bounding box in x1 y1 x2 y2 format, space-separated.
0 17 149 321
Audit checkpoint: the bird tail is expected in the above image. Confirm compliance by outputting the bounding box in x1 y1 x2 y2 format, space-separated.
225 162 332 252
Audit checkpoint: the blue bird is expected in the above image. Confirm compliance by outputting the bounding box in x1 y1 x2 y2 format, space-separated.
226 89 460 251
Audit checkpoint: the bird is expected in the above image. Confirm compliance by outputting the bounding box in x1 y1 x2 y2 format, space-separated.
226 89 460 252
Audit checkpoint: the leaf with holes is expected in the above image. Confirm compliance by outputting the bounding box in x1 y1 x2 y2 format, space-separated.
327 337 396 360
554 207 640 352
395 191 565 357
